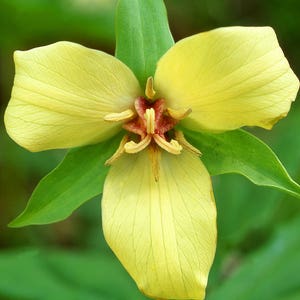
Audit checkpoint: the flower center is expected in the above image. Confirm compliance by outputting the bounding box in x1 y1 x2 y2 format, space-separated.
104 77 200 180
122 96 182 154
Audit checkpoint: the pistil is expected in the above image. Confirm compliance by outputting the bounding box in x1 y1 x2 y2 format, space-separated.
104 76 200 180
145 108 155 134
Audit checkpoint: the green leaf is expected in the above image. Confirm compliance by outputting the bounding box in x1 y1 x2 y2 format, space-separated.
196 109 300 250
9 135 122 227
184 128 300 199
115 0 174 87
213 174 279 246
0 249 147 300
207 215 300 300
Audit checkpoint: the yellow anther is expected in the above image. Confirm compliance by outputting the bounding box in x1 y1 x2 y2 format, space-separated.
166 107 192 120
148 145 161 182
144 108 155 134
124 135 152 154
153 134 182 155
175 131 201 156
145 76 156 100
105 135 129 165
104 109 135 122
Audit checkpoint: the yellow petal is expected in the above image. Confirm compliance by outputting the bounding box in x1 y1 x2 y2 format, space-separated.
102 149 217 300
5 42 141 151
154 27 299 132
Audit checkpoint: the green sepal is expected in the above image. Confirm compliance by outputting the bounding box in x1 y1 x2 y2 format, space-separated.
9 134 122 227
184 128 300 199
115 0 174 87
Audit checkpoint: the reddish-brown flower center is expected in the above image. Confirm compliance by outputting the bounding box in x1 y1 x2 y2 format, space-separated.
122 96 180 152
103 76 200 179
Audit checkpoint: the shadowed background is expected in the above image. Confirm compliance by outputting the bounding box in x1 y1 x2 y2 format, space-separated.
0 0 299 299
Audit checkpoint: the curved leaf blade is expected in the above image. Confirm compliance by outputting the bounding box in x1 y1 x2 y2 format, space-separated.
9 135 121 227
115 0 174 87
0 249 147 300
184 129 300 199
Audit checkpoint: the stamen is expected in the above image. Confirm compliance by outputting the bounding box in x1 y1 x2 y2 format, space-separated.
144 108 155 134
175 131 201 156
105 135 129 165
124 135 152 154
166 107 192 120
104 109 136 122
145 76 156 100
148 145 161 182
153 134 182 154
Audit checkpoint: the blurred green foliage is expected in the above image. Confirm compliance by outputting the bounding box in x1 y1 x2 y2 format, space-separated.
0 0 299 299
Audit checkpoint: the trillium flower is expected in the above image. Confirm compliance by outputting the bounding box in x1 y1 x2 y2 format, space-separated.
5 27 299 299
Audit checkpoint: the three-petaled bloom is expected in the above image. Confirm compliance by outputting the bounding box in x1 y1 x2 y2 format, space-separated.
5 27 299 299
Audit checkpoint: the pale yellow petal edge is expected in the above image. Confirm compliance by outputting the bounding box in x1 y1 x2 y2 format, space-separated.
102 149 217 300
154 26 299 132
5 42 141 151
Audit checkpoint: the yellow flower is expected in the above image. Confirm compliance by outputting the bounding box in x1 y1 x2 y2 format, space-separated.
5 27 299 299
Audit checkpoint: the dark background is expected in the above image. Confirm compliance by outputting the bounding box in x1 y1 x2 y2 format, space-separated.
0 1 299 299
